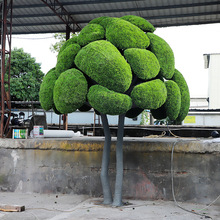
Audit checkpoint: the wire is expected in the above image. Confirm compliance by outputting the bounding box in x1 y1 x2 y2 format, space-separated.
12 36 54 40
198 195 220 211
171 141 218 219
144 130 166 138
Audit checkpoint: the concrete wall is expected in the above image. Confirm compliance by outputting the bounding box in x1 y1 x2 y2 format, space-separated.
0 137 220 205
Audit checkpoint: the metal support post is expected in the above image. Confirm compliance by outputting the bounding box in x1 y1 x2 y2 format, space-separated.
0 0 13 137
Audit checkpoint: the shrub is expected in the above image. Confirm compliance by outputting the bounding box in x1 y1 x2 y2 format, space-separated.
77 24 105 47
147 33 175 79
75 40 132 93
171 69 190 123
121 15 155 32
131 79 167 109
56 43 81 76
39 68 58 111
124 48 160 80
88 85 132 115
53 68 88 114
106 18 150 50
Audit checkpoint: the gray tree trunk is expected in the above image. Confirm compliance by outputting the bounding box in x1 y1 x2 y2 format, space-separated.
100 114 113 204
112 114 125 206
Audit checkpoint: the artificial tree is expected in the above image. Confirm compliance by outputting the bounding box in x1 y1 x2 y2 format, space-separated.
39 15 190 206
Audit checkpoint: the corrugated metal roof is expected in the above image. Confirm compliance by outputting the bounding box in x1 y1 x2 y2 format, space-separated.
10 0 220 34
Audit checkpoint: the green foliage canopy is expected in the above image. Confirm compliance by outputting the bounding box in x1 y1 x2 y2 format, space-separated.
56 43 81 76
40 15 190 123
151 81 181 121
77 24 105 47
124 48 160 80
88 85 132 115
58 37 78 55
75 40 132 93
164 80 181 121
171 69 190 123
89 16 116 29
131 79 167 109
147 33 175 79
106 18 150 50
53 68 88 114
39 68 58 111
120 15 155 33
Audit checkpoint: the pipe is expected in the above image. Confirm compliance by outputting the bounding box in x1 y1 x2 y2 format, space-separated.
43 130 82 138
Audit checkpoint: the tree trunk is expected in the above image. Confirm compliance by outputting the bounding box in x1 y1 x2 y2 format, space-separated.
100 114 113 204
112 114 125 206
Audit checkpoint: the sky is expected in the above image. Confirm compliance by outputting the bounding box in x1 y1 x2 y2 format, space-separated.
11 23 220 98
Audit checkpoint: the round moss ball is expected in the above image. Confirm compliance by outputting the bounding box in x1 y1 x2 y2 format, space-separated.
171 69 190 123
89 16 117 30
59 36 79 55
106 18 150 50
77 24 105 47
70 35 78 43
53 68 88 114
39 68 58 111
131 79 167 109
75 40 132 93
56 43 81 76
147 33 175 79
87 85 132 115
121 15 155 33
164 80 181 121
98 17 117 29
124 48 160 80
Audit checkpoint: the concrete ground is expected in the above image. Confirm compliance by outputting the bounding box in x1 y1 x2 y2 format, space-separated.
0 193 219 220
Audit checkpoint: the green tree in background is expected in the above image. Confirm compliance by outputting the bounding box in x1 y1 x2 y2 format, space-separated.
6 48 44 101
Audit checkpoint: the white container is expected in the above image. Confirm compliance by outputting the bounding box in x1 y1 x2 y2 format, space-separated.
33 126 44 138
43 130 81 138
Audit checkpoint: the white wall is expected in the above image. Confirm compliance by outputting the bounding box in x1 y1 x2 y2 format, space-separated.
207 54 220 109
183 112 220 126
